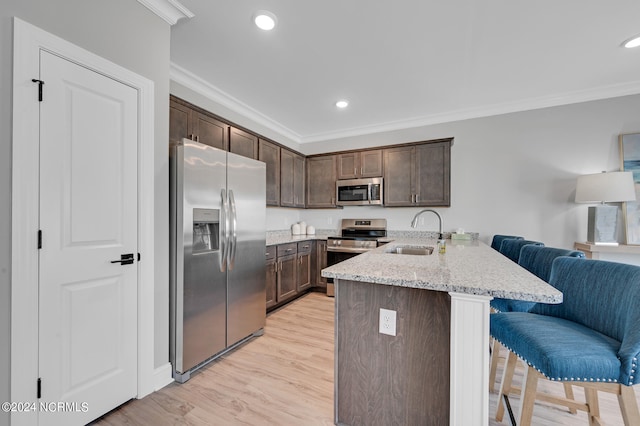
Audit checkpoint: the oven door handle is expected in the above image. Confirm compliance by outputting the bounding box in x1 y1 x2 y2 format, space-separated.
327 247 372 254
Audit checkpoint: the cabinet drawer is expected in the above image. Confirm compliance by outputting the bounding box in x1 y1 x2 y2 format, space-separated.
265 245 276 261
277 243 297 257
297 241 313 254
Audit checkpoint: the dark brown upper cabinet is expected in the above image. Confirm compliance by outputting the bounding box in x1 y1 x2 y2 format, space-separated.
259 139 281 206
281 149 305 208
337 150 383 180
229 127 258 159
170 97 228 150
306 155 337 208
383 141 450 207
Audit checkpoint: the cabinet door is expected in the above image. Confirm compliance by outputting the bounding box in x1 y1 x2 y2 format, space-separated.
280 149 295 207
337 152 358 180
229 127 258 159
297 251 312 291
169 99 191 143
277 253 297 301
293 153 306 207
266 256 277 310
192 112 228 150
306 155 337 208
360 149 383 177
415 142 451 206
383 146 415 206
316 240 327 288
259 139 280 206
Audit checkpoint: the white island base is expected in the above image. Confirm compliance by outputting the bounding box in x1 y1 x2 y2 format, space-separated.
449 292 492 426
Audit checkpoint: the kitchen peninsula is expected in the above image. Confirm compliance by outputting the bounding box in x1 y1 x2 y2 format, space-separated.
322 238 562 426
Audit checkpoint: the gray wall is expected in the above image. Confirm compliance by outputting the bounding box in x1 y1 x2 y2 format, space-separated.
1 1 170 422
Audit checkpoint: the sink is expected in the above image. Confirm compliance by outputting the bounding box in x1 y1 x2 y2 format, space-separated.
384 245 434 255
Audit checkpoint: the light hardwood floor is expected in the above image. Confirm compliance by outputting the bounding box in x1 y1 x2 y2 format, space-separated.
93 292 639 425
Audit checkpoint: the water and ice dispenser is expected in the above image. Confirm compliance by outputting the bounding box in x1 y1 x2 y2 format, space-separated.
192 208 219 253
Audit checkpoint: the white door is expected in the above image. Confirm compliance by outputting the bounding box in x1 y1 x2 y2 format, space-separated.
38 50 138 425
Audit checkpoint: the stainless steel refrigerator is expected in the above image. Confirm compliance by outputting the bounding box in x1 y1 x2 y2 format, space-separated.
170 139 266 383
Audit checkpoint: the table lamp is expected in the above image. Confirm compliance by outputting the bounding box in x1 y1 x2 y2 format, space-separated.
575 171 636 245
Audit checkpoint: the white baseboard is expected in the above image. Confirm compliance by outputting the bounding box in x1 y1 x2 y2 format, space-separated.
153 362 174 391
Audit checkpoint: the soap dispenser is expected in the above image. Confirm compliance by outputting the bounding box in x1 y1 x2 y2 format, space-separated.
437 233 446 254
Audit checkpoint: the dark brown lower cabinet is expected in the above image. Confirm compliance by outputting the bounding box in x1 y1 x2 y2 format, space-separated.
265 246 277 310
266 239 330 311
296 242 312 292
316 240 327 290
277 253 297 302
276 243 298 303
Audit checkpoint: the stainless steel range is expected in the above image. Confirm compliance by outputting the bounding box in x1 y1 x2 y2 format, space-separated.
326 219 387 295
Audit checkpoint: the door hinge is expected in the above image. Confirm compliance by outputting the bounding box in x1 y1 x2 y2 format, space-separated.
37 378 41 399
38 230 42 249
31 79 44 102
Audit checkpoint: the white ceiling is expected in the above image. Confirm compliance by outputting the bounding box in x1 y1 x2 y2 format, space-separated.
169 1 640 143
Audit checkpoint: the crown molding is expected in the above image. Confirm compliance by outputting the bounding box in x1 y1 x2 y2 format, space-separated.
137 0 194 25
170 60 640 144
170 62 302 143
300 81 640 143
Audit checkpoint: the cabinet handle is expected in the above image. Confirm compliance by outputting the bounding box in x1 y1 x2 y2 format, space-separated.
361 167 364 175
331 197 335 205
302 245 309 249
285 248 293 252
274 262 278 273
354 167 357 176
415 194 419 203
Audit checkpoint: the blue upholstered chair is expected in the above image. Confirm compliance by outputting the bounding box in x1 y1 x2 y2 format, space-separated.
498 239 544 263
488 246 585 393
490 234 523 251
491 257 640 425
491 246 584 314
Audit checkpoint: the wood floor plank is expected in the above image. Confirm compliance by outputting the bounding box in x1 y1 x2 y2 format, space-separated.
92 292 639 425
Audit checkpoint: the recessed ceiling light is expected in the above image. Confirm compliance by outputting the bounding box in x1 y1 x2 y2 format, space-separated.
623 34 640 48
254 11 277 31
336 100 349 109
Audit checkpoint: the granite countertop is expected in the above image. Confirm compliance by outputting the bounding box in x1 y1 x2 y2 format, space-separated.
266 230 334 246
321 237 563 303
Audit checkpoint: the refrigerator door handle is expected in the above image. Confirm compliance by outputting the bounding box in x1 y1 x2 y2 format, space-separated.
228 189 238 270
220 188 229 272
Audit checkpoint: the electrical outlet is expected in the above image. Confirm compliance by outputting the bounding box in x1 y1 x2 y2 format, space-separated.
379 308 397 336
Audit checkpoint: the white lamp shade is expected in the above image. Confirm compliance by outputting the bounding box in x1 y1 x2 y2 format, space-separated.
575 171 636 203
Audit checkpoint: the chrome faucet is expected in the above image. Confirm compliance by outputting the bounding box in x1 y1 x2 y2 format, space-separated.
411 209 446 253
410 209 443 235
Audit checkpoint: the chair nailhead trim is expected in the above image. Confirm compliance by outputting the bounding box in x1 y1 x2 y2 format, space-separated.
492 337 618 384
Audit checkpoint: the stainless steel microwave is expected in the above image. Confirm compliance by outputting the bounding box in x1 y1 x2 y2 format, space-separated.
336 177 383 206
